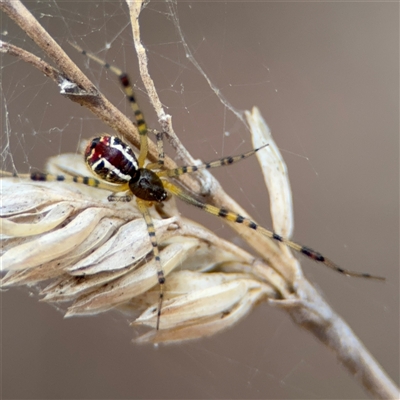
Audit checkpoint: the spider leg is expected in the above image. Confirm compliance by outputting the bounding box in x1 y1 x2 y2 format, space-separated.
9 171 129 192
154 131 165 168
0 170 18 178
163 180 385 281
69 42 149 168
136 198 165 330
157 144 269 178
108 193 132 202
145 131 165 170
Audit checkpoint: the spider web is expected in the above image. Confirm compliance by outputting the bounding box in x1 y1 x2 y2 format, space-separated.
1 1 398 399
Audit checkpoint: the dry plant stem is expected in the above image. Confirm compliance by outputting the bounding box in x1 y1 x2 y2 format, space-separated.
1 1 398 398
0 0 205 194
127 0 245 212
0 42 64 84
126 0 283 263
0 0 93 89
127 0 201 170
280 280 399 399
0 0 160 168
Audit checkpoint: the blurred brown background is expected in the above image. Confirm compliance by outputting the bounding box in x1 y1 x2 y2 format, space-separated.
1 2 398 399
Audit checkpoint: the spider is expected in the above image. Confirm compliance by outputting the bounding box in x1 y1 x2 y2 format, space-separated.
4 43 385 329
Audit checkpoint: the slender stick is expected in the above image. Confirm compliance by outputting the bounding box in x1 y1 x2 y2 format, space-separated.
280 279 399 399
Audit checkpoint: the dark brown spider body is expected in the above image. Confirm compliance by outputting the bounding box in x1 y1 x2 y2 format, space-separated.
129 168 167 203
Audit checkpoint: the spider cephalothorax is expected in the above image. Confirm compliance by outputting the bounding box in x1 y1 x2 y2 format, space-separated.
129 168 167 203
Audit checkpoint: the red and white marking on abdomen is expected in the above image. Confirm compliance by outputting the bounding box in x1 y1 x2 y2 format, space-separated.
84 136 138 184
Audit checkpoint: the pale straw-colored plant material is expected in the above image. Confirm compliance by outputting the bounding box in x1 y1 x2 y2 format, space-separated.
0 1 398 398
1 131 280 343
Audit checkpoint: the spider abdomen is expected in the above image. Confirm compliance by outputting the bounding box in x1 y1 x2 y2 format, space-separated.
85 135 138 184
